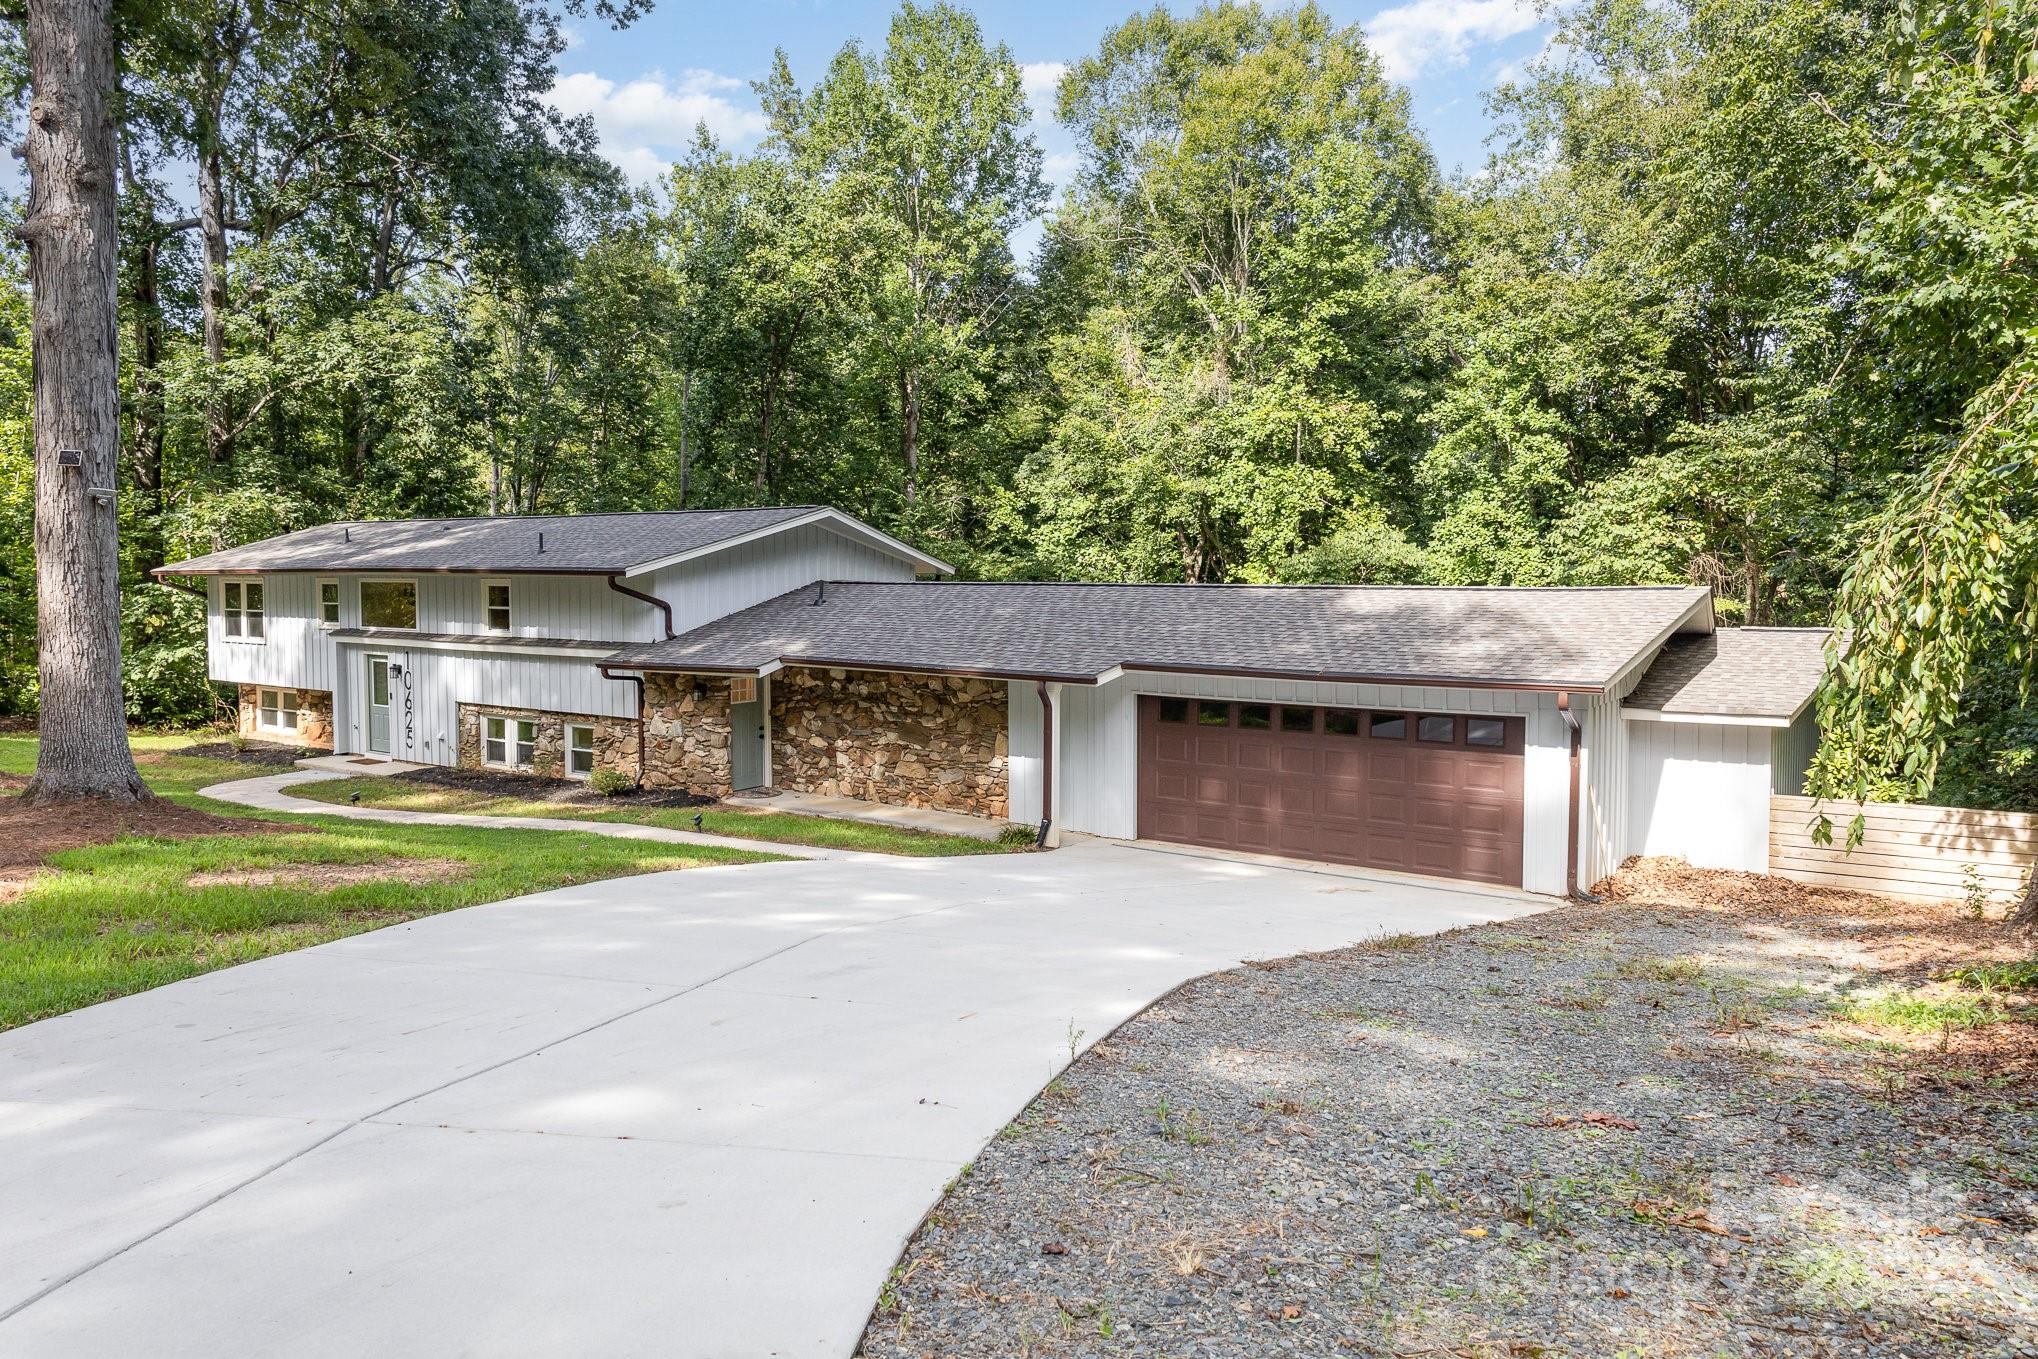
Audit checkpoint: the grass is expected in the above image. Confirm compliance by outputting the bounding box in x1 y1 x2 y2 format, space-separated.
0 733 780 1030
1837 985 2007 1034
291 774 1019 857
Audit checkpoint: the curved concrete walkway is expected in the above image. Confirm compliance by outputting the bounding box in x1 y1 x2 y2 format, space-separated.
203 768 866 860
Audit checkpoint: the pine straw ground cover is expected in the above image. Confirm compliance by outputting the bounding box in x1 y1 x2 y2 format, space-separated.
858 859 2037 1359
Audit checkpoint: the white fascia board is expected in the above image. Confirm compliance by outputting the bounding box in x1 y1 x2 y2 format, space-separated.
332 635 621 660
1601 590 1720 697
619 508 955 580
1621 707 1790 728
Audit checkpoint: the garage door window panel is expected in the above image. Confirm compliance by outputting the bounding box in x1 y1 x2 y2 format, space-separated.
1368 712 1405 740
1196 702 1231 727
1280 706 1315 733
1419 716 1457 743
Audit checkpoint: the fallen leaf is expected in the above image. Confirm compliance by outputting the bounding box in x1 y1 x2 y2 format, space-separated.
1040 1242 1068 1256
1281 1304 1303 1320
1462 1226 1489 1238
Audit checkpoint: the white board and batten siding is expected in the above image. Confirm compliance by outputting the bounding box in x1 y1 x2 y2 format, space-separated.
1623 720 1774 872
646 522 918 634
1769 796 2036 903
1007 672 1574 896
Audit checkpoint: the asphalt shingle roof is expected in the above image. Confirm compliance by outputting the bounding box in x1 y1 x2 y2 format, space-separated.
608 581 1715 690
1622 627 1833 719
156 507 829 576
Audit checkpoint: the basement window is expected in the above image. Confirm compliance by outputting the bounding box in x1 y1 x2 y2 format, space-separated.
222 580 264 640
256 688 298 732
484 716 537 769
565 724 596 779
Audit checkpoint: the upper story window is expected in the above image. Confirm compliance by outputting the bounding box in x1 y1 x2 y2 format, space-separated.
484 581 513 633
360 580 417 630
318 579 340 625
223 580 264 640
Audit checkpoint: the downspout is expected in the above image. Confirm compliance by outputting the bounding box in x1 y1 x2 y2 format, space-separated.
606 574 675 639
1035 680 1055 848
598 664 648 788
1556 692 1600 901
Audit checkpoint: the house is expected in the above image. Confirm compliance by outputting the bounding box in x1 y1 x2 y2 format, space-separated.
158 506 1830 897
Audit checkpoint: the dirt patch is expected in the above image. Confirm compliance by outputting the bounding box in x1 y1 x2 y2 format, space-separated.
178 740 322 767
390 763 716 809
186 857 466 890
0 796 298 869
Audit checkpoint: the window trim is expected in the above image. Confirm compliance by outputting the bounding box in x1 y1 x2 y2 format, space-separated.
358 576 420 631
255 686 299 733
316 578 341 627
481 577 513 635
564 723 596 780
483 714 539 770
221 578 266 643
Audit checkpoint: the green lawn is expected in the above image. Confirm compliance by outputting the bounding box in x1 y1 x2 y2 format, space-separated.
0 734 780 1030
291 774 1025 857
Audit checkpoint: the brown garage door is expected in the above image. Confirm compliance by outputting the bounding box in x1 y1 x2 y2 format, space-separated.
1136 697 1525 886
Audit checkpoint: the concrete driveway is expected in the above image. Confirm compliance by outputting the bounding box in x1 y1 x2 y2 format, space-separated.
0 840 1546 1357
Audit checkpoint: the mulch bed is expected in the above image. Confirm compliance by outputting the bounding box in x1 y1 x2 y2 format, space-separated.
0 797 294 875
177 740 322 767
858 859 2037 1359
387 762 717 809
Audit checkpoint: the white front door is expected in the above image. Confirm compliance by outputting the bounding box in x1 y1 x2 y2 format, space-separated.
367 655 392 754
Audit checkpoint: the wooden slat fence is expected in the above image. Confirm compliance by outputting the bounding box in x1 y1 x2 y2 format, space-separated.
1770 795 2036 903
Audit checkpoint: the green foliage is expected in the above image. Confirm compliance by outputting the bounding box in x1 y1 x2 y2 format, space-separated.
588 767 635 797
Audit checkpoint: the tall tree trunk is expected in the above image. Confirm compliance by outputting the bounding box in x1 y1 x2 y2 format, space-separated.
128 233 166 573
899 367 920 505
197 127 232 467
2009 869 2038 938
20 0 148 803
676 369 692 508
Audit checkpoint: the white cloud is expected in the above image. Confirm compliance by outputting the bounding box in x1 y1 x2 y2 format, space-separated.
546 69 769 186
1364 0 1543 82
1020 60 1066 118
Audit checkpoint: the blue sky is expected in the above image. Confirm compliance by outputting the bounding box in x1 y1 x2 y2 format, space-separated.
551 0 1553 218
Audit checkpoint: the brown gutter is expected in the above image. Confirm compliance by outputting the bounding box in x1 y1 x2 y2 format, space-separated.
1036 680 1055 848
606 574 676 639
153 565 646 578
598 665 649 786
1114 661 1605 694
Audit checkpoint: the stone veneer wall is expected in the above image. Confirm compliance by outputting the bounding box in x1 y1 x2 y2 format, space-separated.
236 684 333 750
770 668 1008 818
455 703 640 781
641 673 735 794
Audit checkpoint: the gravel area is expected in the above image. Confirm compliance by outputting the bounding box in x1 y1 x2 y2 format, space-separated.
859 861 2037 1358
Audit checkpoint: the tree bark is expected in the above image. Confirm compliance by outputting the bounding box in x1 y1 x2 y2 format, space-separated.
20 0 149 803
127 231 166 573
2009 868 2038 938
198 124 232 466
899 367 920 506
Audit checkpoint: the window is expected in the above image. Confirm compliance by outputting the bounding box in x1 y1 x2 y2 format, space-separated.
222 580 264 640
729 676 757 705
484 581 512 633
1237 703 1272 730
1325 708 1361 736
1280 706 1315 733
360 580 417 629
1419 715 1457 743
565 724 596 779
484 715 537 769
1368 712 1406 740
1196 702 1230 727
317 579 340 625
1157 698 1190 723
256 687 298 732
1467 718 1506 748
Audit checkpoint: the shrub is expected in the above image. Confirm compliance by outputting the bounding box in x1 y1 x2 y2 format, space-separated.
589 767 637 797
996 823 1038 847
